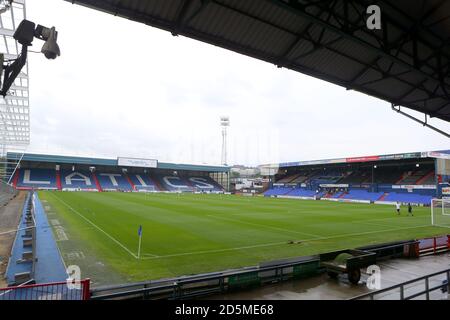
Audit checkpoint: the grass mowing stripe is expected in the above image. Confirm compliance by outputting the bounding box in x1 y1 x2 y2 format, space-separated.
49 192 140 259
141 241 288 259
206 214 322 239
141 224 431 260
41 191 449 281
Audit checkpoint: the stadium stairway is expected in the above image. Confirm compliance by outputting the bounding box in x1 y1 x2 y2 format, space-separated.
12 168 20 188
150 175 164 191
415 171 434 185
91 172 103 192
394 175 405 185
124 173 136 191
184 177 196 191
96 173 133 191
377 192 388 201
56 170 62 191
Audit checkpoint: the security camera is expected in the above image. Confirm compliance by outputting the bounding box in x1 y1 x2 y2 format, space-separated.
35 25 60 60
0 19 60 96
0 0 13 15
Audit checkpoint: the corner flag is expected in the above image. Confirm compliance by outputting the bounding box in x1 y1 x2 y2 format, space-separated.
137 225 143 259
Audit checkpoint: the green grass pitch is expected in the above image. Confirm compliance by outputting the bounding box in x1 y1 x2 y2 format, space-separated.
39 191 449 284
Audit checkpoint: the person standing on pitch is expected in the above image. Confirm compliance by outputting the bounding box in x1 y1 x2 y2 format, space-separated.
407 203 413 216
396 201 401 215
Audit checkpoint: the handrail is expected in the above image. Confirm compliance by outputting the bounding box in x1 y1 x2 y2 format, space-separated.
351 268 450 300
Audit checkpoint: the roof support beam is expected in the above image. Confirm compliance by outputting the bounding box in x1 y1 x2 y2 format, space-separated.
392 104 449 138
269 0 450 97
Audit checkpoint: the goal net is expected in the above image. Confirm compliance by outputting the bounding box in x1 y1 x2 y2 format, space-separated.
431 198 450 228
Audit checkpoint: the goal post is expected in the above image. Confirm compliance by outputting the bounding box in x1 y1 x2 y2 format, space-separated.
431 198 450 228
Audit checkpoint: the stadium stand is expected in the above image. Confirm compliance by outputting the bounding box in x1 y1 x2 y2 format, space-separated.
285 188 317 198
277 173 301 183
373 168 404 184
263 186 293 196
291 175 310 183
16 169 57 190
11 168 226 193
127 174 158 191
341 189 384 202
154 175 194 192
396 170 431 185
383 192 433 205
416 171 435 185
96 172 133 191
265 151 441 204
60 170 99 191
339 171 370 184
188 176 224 192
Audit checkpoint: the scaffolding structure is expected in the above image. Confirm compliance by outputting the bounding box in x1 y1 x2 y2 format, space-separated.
0 0 28 183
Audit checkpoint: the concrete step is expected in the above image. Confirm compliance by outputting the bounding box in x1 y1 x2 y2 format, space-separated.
23 238 32 247
14 271 32 285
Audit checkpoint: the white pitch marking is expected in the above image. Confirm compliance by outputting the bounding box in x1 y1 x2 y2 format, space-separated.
54 226 68 241
65 251 86 260
49 193 139 259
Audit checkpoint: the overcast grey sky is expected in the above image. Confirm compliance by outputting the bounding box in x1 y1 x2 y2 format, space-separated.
24 0 449 166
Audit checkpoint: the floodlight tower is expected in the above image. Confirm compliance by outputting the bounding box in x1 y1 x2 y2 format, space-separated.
220 116 230 165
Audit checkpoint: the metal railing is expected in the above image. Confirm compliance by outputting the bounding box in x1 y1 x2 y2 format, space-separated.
0 279 90 300
90 241 417 300
91 257 322 300
351 268 450 300
0 179 17 206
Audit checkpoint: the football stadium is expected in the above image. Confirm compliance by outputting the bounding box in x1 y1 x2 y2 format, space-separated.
0 0 449 306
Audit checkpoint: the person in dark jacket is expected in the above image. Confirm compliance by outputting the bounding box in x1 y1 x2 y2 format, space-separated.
407 203 413 216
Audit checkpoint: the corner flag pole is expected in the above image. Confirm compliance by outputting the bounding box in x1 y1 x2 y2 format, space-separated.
138 225 142 259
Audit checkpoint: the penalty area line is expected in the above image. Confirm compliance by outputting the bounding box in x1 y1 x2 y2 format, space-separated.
48 193 141 259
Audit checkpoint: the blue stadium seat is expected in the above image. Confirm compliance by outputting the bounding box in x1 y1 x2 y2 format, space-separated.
188 176 224 192
263 186 294 196
96 173 133 191
154 175 193 192
128 174 157 191
60 170 98 191
383 192 433 205
16 168 57 189
286 188 316 197
341 190 383 202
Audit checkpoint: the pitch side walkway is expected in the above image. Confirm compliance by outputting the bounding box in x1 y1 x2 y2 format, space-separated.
5 193 67 285
33 193 67 283
208 253 450 300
